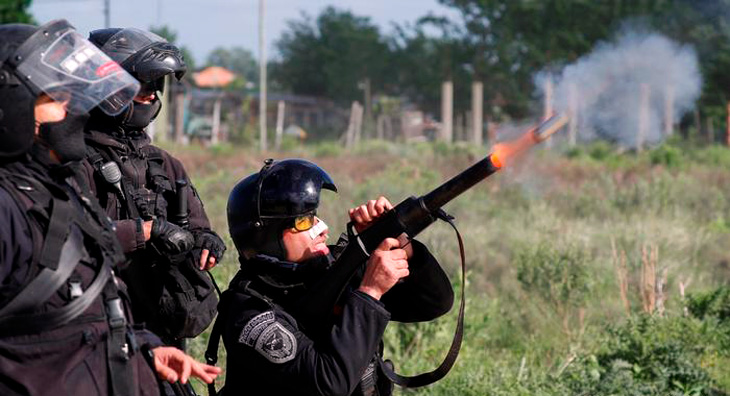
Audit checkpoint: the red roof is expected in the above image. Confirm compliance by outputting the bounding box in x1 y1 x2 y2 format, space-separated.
193 66 237 88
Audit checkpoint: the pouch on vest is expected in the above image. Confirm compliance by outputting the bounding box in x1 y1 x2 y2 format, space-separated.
124 249 218 342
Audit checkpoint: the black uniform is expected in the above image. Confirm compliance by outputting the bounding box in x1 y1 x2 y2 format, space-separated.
0 146 161 396
78 127 221 342
219 239 454 396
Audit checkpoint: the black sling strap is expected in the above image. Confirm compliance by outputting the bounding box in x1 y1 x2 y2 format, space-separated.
0 228 84 319
0 247 112 337
378 210 466 388
204 290 232 396
37 197 74 270
204 280 264 396
205 307 224 396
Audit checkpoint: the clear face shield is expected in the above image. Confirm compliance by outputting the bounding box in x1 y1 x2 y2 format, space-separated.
12 20 140 115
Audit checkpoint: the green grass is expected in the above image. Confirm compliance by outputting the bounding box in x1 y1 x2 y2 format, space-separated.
169 140 730 395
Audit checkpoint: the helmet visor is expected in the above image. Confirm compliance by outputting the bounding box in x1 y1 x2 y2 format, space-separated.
15 29 139 115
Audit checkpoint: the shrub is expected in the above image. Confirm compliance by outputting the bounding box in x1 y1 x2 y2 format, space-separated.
564 315 721 396
687 287 730 322
588 141 616 161
649 144 684 169
313 141 343 157
516 244 591 339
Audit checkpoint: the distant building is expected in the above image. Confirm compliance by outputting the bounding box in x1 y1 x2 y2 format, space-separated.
193 66 237 88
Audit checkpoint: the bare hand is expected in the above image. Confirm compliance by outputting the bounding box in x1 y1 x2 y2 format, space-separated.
152 346 222 384
348 197 413 258
357 238 409 300
199 249 217 270
349 196 393 233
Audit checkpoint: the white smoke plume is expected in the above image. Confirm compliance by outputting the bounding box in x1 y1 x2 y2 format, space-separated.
535 31 702 149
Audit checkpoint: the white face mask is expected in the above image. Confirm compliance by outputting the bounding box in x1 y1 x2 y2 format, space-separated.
308 219 329 240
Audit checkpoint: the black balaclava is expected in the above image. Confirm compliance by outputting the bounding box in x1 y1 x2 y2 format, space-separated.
125 98 161 130
38 114 90 163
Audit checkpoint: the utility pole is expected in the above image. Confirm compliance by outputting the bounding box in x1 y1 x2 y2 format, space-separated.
471 81 483 146
258 0 268 152
103 0 110 28
440 81 453 143
362 78 371 139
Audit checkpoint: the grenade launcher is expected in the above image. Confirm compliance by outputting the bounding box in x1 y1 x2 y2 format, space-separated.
293 114 569 329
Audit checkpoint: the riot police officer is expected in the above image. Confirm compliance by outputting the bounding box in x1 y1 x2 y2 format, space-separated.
215 159 454 396
77 28 226 345
0 20 220 395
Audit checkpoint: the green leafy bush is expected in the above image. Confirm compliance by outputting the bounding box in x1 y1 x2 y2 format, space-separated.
688 287 730 322
516 244 591 311
516 244 591 340
313 141 343 157
650 144 685 169
588 141 616 161
564 315 721 396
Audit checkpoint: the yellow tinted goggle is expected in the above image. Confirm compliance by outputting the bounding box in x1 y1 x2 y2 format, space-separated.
293 213 316 232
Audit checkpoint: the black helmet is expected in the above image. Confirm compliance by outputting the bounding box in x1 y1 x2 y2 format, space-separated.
0 20 140 159
88 28 186 130
228 158 337 259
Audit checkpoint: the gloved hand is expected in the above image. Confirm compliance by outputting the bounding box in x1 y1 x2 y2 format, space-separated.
151 218 194 255
193 231 226 265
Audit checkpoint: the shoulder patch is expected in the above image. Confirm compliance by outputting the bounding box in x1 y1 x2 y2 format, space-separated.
239 311 297 364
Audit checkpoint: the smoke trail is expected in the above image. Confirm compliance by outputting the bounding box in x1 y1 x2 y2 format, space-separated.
535 31 702 149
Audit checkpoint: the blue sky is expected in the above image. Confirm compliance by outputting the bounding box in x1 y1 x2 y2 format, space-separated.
30 0 459 64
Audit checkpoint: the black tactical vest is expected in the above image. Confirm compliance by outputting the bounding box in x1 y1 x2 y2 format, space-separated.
0 155 159 396
86 140 174 223
84 137 218 344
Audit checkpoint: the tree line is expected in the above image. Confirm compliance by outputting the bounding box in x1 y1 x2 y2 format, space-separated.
8 0 730 129
266 0 730 130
